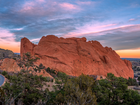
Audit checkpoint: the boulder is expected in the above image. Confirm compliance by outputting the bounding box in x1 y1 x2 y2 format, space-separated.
20 35 134 79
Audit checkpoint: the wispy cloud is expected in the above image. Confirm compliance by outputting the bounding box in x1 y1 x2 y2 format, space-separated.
20 1 81 16
60 3 80 10
76 1 94 5
36 0 45 3
62 23 118 38
129 18 135 21
30 38 41 44
80 24 140 50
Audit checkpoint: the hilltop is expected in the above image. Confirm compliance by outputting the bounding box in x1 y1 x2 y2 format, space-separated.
0 48 20 60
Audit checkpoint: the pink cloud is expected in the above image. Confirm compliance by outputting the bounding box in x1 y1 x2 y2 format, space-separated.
60 3 80 10
0 28 20 52
0 28 14 38
63 23 117 38
20 2 35 12
89 24 140 36
63 23 140 38
97 24 117 28
19 1 81 16
129 18 135 21
118 24 140 32
77 1 95 5
36 0 45 2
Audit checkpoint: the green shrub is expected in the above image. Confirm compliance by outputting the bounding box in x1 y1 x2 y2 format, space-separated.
55 79 62 84
45 67 56 74
12 58 16 60
1 71 8 76
127 77 137 86
51 79 53 82
57 71 68 83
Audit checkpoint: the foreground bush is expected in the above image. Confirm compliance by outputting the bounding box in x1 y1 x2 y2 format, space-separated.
93 73 140 105
2 70 49 105
47 74 97 105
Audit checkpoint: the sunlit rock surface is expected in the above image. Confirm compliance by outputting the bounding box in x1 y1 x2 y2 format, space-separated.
20 35 134 79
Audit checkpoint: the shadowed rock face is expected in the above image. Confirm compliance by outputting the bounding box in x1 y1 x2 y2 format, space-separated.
0 48 20 60
20 35 134 79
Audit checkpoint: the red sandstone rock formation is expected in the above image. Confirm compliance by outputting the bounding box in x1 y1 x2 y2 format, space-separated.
20 37 37 57
0 58 20 72
0 58 53 78
20 35 134 79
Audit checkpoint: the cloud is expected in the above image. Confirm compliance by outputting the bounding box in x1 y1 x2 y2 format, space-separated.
0 28 14 38
0 28 20 52
128 16 140 23
0 0 82 30
129 18 135 21
78 24 140 50
20 1 81 16
20 2 35 13
60 3 80 10
11 15 106 41
30 38 42 44
62 22 118 38
76 1 96 5
0 0 140 53
36 0 45 3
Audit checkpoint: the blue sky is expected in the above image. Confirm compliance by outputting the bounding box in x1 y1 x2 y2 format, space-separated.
0 0 140 57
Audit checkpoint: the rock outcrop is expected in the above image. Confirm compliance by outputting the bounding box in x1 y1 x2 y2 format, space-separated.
0 48 20 60
20 35 134 79
0 58 53 78
35 69 53 78
0 58 20 72
20 38 37 57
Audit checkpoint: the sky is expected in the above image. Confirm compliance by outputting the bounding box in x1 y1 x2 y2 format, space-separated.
0 0 140 58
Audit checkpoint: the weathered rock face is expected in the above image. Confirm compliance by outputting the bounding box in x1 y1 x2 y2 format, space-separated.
0 58 53 78
20 38 37 57
20 35 134 79
0 58 20 72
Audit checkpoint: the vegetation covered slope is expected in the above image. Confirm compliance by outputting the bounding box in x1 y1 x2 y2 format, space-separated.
0 53 140 105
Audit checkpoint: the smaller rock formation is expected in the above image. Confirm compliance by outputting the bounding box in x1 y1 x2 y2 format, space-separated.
0 58 20 72
0 48 20 60
0 58 53 78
